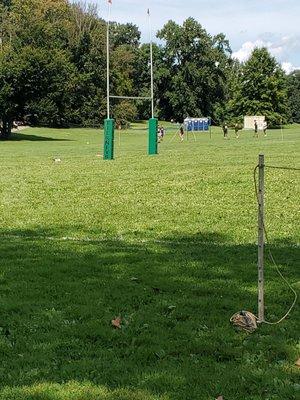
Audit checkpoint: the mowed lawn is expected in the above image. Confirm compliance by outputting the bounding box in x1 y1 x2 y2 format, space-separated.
0 124 299 400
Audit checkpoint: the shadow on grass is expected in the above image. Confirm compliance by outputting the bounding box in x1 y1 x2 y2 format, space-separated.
0 227 298 400
9 132 72 142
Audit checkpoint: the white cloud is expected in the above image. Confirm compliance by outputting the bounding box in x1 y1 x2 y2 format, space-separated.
232 38 290 62
282 62 300 74
232 35 300 73
89 0 300 67
232 40 271 62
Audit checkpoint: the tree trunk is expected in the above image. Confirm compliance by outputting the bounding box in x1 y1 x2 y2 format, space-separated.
0 116 12 139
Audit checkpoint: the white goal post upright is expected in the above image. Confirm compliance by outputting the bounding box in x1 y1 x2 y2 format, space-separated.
148 8 154 119
103 0 113 160
106 0 112 120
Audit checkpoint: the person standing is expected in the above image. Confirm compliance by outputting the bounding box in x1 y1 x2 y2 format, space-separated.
222 124 228 139
254 120 258 137
263 121 267 136
234 123 240 138
179 125 184 142
157 126 161 143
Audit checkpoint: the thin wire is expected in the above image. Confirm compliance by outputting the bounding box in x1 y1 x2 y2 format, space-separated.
253 165 298 325
265 165 300 172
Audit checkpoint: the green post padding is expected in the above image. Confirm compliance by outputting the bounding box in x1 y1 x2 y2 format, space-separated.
103 118 115 160
148 118 158 155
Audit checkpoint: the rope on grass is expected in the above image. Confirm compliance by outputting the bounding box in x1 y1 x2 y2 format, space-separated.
253 164 298 325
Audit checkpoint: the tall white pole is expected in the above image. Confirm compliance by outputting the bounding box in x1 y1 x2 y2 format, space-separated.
107 2 111 119
148 9 154 119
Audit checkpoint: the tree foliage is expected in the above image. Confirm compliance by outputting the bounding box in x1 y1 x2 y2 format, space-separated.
156 18 232 121
0 1 297 138
287 70 300 123
228 48 289 127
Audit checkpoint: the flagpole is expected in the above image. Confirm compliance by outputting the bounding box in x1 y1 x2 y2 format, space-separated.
107 1 111 119
148 9 154 119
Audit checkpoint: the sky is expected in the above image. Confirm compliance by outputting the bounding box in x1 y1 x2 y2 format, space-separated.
93 0 300 73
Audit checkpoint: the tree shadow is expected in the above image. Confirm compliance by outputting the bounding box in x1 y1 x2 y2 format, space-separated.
9 132 72 142
0 227 298 399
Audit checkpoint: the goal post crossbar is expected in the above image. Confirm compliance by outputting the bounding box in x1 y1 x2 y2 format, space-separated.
106 4 154 119
109 96 152 100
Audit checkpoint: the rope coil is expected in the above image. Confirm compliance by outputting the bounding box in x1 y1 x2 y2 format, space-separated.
230 311 258 332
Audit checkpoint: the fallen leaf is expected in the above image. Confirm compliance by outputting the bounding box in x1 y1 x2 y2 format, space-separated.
296 358 300 367
111 317 122 329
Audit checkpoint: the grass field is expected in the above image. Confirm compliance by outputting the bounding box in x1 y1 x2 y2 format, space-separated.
0 124 299 400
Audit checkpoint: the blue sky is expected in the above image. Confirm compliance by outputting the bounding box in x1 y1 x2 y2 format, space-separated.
94 0 300 72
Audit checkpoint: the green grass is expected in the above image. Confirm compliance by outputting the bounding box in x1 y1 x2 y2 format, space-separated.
0 124 299 400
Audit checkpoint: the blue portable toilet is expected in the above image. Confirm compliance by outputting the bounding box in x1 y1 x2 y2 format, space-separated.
184 117 210 132
203 118 209 131
184 118 193 131
184 119 188 131
192 119 198 131
198 119 204 131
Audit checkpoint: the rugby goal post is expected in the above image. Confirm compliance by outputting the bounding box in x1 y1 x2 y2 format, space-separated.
104 3 157 160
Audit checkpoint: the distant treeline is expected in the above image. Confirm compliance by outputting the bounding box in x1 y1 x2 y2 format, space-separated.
0 0 300 138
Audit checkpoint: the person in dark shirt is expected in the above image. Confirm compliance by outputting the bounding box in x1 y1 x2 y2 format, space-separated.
222 124 228 139
179 125 184 142
254 120 258 137
263 121 267 136
234 123 240 138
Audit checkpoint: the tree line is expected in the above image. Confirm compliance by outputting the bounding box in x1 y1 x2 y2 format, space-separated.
0 0 299 138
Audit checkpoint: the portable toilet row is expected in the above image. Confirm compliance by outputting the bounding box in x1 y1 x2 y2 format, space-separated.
184 118 210 132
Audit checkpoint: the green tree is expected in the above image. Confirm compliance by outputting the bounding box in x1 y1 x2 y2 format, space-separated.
67 1 107 126
213 59 243 125
0 0 107 135
110 22 140 48
10 0 71 49
287 70 300 123
0 0 74 137
114 101 137 128
230 48 289 127
0 44 75 137
156 18 232 121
